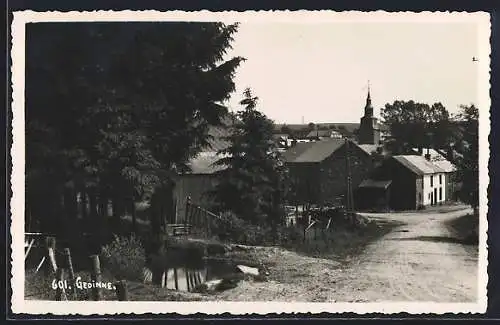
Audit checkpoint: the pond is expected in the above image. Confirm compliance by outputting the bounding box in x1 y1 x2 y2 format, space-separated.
144 246 261 292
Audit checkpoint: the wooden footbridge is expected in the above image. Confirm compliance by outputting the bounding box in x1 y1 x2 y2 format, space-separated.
166 196 222 237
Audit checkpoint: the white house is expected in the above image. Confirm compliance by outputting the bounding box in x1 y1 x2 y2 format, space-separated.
422 169 448 206
411 148 458 201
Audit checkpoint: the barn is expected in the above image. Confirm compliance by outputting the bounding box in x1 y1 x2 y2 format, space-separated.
171 122 231 223
357 155 449 211
283 138 375 208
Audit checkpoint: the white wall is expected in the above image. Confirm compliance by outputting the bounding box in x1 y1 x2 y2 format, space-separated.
422 173 447 206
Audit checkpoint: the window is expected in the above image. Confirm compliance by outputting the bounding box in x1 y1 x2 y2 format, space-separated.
430 176 433 187
439 188 442 201
439 174 442 185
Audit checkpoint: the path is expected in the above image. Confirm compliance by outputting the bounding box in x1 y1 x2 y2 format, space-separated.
214 207 478 302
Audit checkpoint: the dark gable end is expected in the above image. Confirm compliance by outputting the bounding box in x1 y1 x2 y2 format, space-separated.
284 139 374 206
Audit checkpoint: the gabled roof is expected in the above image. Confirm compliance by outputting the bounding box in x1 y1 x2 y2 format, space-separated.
410 148 457 173
281 142 315 162
284 138 347 163
357 144 379 155
186 117 233 174
392 155 446 175
186 151 228 175
206 123 232 152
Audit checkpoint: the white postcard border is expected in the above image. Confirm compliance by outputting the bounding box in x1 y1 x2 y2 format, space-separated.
10 10 491 315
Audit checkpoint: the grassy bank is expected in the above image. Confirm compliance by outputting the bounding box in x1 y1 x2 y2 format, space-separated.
225 216 401 266
445 212 479 245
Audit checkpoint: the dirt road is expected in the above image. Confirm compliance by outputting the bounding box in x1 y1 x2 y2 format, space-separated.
214 207 479 302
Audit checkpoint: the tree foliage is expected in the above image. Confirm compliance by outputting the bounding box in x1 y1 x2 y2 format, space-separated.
210 88 287 226
453 105 479 209
25 22 244 240
381 100 453 153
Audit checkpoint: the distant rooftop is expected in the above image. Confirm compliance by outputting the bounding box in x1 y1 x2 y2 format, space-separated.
305 129 343 139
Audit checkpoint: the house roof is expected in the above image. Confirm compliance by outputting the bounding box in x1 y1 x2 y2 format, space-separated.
206 124 231 152
281 142 316 162
357 144 379 155
284 138 347 163
186 117 233 174
305 130 342 138
393 155 446 175
410 148 457 172
187 151 226 174
359 179 392 189
274 123 359 134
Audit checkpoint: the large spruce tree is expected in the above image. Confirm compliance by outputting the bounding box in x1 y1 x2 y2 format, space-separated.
25 22 243 243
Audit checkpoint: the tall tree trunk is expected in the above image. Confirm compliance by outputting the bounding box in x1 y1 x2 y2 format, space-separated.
63 186 78 248
130 198 137 234
150 190 161 242
88 189 100 252
98 189 108 243
111 195 123 231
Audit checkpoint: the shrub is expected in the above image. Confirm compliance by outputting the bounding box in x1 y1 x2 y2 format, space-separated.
101 234 146 282
210 212 272 246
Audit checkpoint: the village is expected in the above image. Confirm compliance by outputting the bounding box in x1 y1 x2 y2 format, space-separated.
178 87 462 224
22 21 480 304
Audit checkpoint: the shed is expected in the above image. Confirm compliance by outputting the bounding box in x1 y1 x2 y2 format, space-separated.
361 155 449 210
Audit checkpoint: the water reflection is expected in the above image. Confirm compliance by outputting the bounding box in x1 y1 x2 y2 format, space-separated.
144 258 241 292
161 268 206 291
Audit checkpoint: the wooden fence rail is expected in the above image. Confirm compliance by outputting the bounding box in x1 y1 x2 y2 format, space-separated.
178 196 222 238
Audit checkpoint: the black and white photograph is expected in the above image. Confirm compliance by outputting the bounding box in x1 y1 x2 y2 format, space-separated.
10 10 490 315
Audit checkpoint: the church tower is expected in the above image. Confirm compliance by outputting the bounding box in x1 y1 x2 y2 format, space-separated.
358 84 381 145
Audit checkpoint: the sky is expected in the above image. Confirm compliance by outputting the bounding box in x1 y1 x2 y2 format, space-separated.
224 21 481 124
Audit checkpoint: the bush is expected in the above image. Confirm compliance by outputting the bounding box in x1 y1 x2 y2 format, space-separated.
211 212 272 246
101 234 146 282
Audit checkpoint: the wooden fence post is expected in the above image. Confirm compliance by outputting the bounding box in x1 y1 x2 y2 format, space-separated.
115 280 128 301
173 268 179 290
63 248 76 298
185 269 191 292
55 267 67 301
90 255 102 301
45 236 57 276
185 196 191 226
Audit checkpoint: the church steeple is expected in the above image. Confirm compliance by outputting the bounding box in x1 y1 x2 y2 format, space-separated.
364 81 373 117
358 81 380 145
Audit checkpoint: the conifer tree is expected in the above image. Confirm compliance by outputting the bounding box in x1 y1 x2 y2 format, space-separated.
211 88 286 226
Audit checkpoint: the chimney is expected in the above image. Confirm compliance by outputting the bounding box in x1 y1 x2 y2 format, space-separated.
424 148 431 161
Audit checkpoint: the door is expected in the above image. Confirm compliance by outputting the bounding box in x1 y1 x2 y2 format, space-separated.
434 188 438 206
